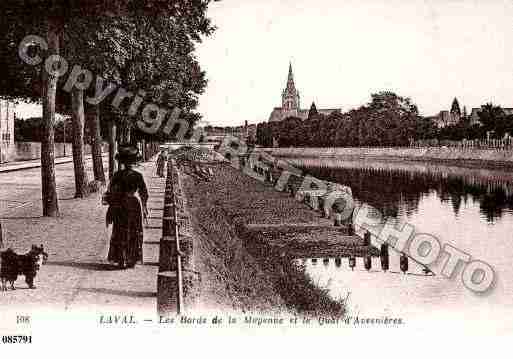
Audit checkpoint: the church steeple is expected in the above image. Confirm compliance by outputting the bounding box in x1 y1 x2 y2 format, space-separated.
287 62 295 89
282 61 300 112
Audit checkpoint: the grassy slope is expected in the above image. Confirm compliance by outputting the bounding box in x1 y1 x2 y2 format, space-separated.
182 163 345 317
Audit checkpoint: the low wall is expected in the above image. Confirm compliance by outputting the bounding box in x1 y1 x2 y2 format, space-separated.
0 142 109 163
258 147 513 165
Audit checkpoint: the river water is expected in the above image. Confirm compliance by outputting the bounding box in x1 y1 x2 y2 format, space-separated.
294 158 513 333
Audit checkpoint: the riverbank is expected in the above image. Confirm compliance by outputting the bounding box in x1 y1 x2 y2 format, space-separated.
179 161 376 317
258 147 513 170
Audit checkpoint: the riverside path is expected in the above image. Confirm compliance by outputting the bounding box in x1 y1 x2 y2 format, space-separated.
0 156 164 326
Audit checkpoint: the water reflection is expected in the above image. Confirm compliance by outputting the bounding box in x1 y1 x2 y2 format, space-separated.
288 159 513 330
303 164 513 223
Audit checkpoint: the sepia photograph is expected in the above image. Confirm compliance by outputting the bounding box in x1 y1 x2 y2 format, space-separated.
0 0 512 352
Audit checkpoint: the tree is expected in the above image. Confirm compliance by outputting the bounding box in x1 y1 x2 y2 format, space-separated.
41 13 61 216
478 103 507 138
69 87 89 197
88 105 106 183
414 116 437 141
0 0 216 215
82 13 211 175
256 91 424 148
278 116 302 146
364 92 420 146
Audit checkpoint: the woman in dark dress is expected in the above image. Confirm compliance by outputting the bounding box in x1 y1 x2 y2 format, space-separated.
105 145 149 269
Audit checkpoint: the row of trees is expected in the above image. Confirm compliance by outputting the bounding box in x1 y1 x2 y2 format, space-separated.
0 0 216 217
257 92 436 147
256 92 513 148
14 114 168 144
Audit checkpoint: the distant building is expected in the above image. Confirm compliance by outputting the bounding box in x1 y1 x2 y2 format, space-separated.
0 100 15 163
470 107 513 126
427 97 463 128
268 63 340 122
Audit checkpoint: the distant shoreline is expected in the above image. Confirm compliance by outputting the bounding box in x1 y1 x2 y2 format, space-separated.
258 147 513 171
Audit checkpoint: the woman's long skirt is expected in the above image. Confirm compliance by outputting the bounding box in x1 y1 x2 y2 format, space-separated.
107 196 143 267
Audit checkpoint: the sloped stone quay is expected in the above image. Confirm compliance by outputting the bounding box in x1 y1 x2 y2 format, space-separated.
176 157 378 317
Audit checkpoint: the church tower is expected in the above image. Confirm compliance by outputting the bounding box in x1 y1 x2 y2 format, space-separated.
281 62 300 115
268 61 341 122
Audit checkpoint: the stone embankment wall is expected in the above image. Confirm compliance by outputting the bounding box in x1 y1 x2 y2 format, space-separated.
157 158 200 315
259 147 513 166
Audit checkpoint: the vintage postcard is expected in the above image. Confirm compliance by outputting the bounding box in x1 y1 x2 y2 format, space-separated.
0 0 511 353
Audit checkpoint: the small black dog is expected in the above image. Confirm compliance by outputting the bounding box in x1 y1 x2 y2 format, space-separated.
0 245 48 291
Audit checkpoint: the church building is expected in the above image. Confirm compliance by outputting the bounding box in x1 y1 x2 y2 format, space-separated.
268 63 341 122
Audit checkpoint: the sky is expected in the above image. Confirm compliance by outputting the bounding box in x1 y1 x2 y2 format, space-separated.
15 0 513 127
194 0 513 126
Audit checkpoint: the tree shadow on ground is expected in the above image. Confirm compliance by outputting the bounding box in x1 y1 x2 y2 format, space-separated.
46 261 119 271
77 287 156 298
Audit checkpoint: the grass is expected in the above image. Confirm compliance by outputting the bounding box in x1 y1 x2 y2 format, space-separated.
181 161 354 317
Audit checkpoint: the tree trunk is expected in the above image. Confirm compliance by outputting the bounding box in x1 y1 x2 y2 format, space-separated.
71 87 89 198
41 19 60 217
89 104 106 183
119 121 131 144
108 120 118 179
141 139 146 162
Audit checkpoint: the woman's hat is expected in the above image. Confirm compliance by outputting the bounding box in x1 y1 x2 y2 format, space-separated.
115 144 142 163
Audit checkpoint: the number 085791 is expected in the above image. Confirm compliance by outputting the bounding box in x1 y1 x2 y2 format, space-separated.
1 335 32 344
